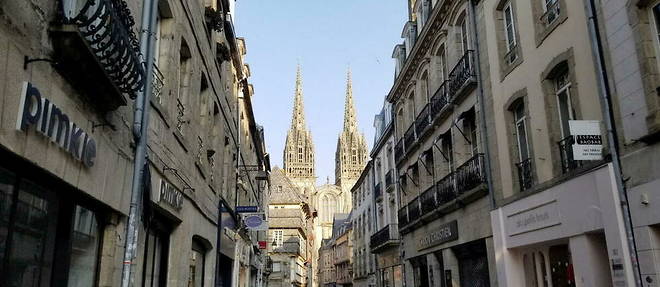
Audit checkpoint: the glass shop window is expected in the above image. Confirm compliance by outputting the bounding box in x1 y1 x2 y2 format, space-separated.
0 166 103 287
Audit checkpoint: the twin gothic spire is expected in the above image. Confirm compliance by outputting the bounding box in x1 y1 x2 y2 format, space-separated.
283 65 367 186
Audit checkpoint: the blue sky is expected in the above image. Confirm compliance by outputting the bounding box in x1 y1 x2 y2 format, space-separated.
235 1 408 184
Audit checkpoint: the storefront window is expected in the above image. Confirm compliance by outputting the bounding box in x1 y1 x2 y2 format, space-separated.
0 167 15 275
523 244 574 287
68 205 101 287
188 240 207 287
2 178 58 287
142 228 168 287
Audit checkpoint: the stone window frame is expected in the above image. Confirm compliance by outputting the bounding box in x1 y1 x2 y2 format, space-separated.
415 62 432 106
636 0 660 135
493 0 524 81
540 48 583 177
504 89 537 192
531 0 568 47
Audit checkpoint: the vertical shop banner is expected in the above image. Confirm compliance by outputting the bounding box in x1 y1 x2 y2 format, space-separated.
569 120 603 161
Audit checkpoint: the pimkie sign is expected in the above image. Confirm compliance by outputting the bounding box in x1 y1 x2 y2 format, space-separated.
16 82 97 167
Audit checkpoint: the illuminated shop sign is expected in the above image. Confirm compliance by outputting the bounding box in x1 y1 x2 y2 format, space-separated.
16 82 97 167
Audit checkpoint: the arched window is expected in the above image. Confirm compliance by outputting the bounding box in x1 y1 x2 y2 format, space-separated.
321 194 336 222
188 237 210 287
420 71 430 103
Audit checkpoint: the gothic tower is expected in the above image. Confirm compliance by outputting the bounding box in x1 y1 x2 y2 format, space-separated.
335 69 368 212
283 65 317 194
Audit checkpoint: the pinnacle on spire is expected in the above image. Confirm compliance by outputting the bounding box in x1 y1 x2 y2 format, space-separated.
291 64 306 130
343 68 358 132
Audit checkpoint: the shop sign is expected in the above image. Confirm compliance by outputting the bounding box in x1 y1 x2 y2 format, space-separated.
417 220 458 250
242 213 268 231
569 120 603 161
258 241 267 249
158 179 183 210
16 82 96 167
506 200 559 236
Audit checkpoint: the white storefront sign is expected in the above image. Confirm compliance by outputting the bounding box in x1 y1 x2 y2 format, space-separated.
569 120 603 161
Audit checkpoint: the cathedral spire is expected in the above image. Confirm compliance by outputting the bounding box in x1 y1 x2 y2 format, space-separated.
284 64 316 185
343 68 358 132
291 64 306 130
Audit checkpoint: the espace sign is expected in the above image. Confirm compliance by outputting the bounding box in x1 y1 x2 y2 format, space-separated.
16 82 97 167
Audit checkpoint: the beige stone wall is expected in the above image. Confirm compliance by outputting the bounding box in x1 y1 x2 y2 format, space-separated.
482 0 604 201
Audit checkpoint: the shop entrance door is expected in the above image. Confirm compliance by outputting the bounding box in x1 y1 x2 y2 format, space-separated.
454 240 490 287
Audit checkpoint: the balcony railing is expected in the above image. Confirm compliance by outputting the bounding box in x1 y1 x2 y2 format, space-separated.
374 182 383 199
59 0 144 104
398 207 409 227
431 81 450 118
404 124 417 151
385 170 395 190
516 158 533 191
436 173 456 205
395 139 405 162
541 0 561 27
420 185 437 215
415 104 431 136
558 136 582 173
455 153 486 195
370 224 400 251
408 197 421 222
447 50 476 99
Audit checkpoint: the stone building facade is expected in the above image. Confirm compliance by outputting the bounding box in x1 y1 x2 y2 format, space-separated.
267 167 315 287
368 101 404 287
388 0 496 286
351 162 378 287
0 0 270 286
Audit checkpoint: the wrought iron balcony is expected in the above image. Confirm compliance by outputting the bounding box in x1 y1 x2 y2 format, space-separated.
558 136 582 173
395 139 405 163
54 0 145 111
415 104 431 136
374 182 383 200
385 170 395 190
436 173 456 205
370 224 400 252
398 207 409 227
431 81 450 118
408 197 421 222
420 185 437 215
404 124 417 152
448 50 476 99
516 158 533 191
455 153 486 195
541 0 561 27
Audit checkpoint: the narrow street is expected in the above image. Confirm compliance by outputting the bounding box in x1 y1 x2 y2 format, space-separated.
0 0 659 287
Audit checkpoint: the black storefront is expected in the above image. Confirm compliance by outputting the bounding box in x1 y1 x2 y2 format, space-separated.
0 147 109 286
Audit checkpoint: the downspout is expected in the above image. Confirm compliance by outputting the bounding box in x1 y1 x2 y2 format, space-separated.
584 0 643 285
467 0 496 210
121 0 158 286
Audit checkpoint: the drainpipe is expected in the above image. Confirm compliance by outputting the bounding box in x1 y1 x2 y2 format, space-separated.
584 0 642 285
467 0 496 210
121 0 158 286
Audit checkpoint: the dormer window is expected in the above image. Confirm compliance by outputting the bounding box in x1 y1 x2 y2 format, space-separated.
402 21 418 57
392 44 407 78
416 0 431 31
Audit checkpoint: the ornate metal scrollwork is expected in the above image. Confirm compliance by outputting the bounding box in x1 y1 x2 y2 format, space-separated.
63 0 145 99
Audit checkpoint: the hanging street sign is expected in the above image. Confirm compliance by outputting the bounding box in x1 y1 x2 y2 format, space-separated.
569 120 603 161
243 213 268 231
236 206 258 213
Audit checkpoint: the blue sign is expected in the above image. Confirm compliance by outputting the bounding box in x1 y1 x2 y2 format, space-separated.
236 206 258 213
